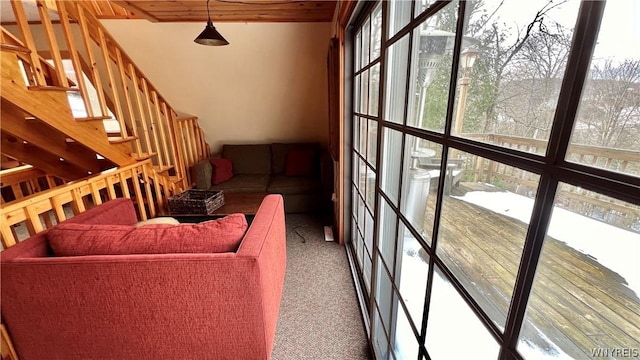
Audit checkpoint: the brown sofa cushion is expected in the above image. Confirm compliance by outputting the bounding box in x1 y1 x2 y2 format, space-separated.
267 175 323 195
223 144 271 175
211 174 270 193
48 214 248 256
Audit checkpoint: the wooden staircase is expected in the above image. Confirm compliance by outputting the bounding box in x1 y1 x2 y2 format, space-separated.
1 0 210 191
0 2 216 356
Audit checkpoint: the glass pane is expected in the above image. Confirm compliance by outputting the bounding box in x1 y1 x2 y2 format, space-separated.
373 307 390 360
361 69 369 115
360 117 367 155
353 116 361 153
371 3 382 60
517 186 640 359
365 208 374 252
415 0 438 18
364 252 372 295
392 296 420 360
357 229 364 268
407 1 457 132
378 196 398 269
384 35 410 125
380 128 403 205
366 167 376 210
375 255 394 332
355 217 364 267
369 63 381 116
436 149 540 328
358 193 365 233
356 155 365 193
362 18 371 68
355 30 362 71
354 74 361 114
400 135 443 245
454 0 580 150
388 0 412 38
396 222 429 326
567 0 640 178
425 267 500 359
367 119 378 166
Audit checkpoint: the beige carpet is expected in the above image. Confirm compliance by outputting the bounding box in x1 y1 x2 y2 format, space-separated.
271 214 371 360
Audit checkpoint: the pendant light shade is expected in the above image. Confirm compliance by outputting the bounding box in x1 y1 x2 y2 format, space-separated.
194 0 229 46
194 21 229 46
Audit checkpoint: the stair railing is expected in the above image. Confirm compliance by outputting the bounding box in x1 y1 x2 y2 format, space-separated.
0 165 65 205
2 0 211 190
0 159 183 249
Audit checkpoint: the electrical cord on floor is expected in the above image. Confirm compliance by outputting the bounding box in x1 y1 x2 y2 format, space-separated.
292 225 309 243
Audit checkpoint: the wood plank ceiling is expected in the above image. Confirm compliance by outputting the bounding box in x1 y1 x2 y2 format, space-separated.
94 0 338 22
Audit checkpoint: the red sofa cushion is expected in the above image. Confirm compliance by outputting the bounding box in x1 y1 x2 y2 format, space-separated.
285 148 317 176
210 157 233 185
48 214 248 256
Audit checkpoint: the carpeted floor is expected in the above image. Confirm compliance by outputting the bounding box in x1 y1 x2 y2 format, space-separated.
271 214 371 360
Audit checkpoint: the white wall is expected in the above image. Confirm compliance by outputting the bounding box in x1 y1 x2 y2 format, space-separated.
101 20 332 153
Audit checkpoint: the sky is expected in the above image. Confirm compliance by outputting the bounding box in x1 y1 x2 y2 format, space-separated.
474 0 639 62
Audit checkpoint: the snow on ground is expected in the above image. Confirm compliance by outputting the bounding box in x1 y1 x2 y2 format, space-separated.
453 189 640 297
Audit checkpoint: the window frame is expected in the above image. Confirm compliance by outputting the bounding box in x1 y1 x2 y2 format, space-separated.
347 1 638 359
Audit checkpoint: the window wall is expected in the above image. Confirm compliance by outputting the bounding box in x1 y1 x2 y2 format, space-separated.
346 1 640 359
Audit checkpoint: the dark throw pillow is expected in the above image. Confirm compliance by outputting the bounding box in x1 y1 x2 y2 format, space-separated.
285 149 316 177
210 158 233 185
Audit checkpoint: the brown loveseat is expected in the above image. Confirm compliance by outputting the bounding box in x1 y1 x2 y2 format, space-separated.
192 143 332 213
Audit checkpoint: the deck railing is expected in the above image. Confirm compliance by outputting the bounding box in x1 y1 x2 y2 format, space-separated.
0 160 183 249
457 134 640 228
2 0 210 189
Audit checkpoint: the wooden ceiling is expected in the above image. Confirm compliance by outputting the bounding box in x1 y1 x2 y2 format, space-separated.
90 0 338 23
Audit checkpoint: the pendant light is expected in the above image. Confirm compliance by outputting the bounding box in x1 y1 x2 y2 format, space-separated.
194 0 229 46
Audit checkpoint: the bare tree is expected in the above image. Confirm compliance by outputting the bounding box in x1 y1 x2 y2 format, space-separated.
464 0 570 133
497 24 573 138
574 59 640 149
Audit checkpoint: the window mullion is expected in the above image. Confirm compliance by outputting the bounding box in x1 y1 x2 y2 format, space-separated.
546 1 606 169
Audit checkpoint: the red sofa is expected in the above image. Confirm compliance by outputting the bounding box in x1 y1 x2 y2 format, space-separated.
1 195 287 360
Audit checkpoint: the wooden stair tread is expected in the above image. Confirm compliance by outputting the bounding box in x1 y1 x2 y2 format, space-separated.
1 43 31 54
168 176 184 183
132 152 158 161
108 136 138 144
75 115 113 122
154 165 174 173
27 85 77 92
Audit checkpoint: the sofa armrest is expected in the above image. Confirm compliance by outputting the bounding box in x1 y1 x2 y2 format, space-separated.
191 159 213 190
236 194 286 356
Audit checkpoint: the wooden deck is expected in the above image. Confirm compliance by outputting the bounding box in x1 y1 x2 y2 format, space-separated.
423 182 640 358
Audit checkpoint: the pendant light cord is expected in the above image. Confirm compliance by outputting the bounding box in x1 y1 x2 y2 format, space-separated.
206 0 212 22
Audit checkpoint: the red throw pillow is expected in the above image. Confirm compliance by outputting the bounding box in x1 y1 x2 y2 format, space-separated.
210 158 233 185
47 214 248 256
285 149 316 176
